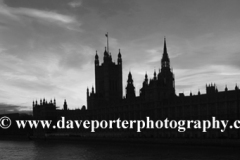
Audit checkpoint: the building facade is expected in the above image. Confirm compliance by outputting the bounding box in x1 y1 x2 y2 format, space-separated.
33 38 240 139
86 38 240 139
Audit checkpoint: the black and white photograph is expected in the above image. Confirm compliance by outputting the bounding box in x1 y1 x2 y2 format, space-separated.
1 0 240 159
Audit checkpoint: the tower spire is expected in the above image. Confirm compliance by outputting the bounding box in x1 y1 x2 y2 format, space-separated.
161 37 170 68
164 37 167 54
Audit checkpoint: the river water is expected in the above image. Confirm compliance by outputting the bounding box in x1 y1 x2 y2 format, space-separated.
0 140 239 160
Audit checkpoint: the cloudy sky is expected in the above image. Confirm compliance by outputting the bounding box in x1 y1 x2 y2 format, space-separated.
0 0 240 113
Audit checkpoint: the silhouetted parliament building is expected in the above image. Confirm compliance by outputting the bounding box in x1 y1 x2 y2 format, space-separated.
32 38 240 139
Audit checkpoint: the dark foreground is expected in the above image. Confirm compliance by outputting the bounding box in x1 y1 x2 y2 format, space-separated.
0 138 240 160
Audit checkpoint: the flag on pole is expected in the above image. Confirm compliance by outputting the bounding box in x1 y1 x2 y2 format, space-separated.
105 33 108 37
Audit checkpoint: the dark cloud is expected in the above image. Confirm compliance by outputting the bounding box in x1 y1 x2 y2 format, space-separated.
0 103 28 114
8 78 60 93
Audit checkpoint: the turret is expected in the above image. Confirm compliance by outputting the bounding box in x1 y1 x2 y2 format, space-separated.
126 72 136 99
235 84 239 90
109 52 112 62
81 105 86 110
95 50 99 66
118 49 122 65
103 47 111 63
153 70 157 80
206 83 217 94
91 86 94 94
63 99 68 111
144 73 148 84
225 85 228 92
87 87 89 97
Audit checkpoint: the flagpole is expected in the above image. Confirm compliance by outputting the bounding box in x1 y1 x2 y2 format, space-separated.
107 32 109 53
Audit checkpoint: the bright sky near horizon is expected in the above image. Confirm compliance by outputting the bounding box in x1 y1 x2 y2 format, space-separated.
0 0 240 113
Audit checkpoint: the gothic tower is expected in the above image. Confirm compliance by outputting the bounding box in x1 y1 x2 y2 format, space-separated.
94 47 123 102
158 38 175 98
87 34 123 109
157 38 175 98
140 38 175 100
